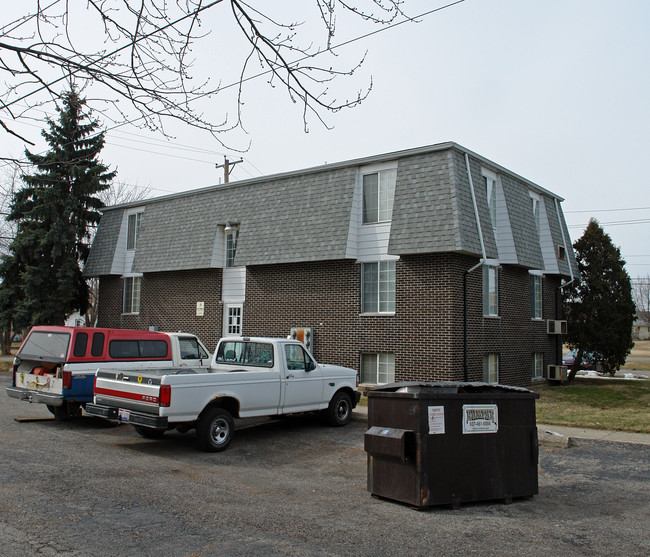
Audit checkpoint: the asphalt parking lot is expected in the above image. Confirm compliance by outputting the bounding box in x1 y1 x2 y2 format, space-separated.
1 372 649 556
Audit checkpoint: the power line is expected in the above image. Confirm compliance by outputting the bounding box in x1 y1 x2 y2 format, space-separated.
565 206 650 214
568 219 650 229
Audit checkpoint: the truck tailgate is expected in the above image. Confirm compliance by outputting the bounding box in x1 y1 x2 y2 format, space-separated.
14 371 62 396
93 369 163 415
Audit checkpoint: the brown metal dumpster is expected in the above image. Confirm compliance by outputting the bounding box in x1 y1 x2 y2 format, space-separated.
364 382 540 509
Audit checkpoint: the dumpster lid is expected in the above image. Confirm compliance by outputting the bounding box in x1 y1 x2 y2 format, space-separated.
369 381 538 397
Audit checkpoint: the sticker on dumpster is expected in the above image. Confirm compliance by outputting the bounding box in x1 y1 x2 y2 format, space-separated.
462 404 498 434
428 406 445 434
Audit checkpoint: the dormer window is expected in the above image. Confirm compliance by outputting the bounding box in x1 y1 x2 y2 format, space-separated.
362 168 397 224
225 224 239 267
126 212 142 250
482 169 498 230
530 192 541 235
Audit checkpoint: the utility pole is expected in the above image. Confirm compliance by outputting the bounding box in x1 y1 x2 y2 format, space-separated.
216 156 243 184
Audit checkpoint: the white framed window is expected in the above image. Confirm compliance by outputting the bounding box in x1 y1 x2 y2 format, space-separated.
126 212 142 251
362 261 395 314
530 192 541 236
482 264 498 317
482 169 498 230
483 353 499 383
361 353 395 384
530 272 543 319
224 305 242 336
226 227 239 267
123 276 141 314
362 168 397 224
532 353 543 379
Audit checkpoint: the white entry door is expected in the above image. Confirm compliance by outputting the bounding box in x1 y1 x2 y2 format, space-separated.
223 304 243 337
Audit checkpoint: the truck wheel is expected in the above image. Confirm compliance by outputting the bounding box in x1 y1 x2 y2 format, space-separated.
134 426 166 439
197 407 234 452
327 391 352 427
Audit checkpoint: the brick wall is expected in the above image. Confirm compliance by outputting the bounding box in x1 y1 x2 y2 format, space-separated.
244 254 564 387
97 269 223 349
97 256 564 387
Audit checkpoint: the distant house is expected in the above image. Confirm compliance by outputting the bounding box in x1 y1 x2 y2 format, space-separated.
84 142 578 387
633 319 650 341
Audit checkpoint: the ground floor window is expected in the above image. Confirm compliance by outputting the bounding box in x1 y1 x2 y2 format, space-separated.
361 353 395 384
123 276 141 314
483 353 499 383
532 353 543 379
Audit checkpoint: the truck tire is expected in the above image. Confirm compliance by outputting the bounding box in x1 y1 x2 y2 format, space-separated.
196 407 234 452
327 391 352 427
134 426 166 439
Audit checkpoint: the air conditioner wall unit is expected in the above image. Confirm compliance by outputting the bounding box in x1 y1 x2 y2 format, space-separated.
548 365 567 381
547 320 568 334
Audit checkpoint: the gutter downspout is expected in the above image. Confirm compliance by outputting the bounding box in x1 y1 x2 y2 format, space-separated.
464 154 487 382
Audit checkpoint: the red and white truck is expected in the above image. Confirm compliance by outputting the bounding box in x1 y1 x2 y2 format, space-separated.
86 336 360 451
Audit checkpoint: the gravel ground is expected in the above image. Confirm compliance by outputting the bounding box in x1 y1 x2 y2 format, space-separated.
1 372 648 556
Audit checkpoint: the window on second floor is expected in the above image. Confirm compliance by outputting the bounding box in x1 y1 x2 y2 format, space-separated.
362 168 397 224
362 261 395 314
126 212 142 250
482 264 498 317
482 170 498 230
530 273 543 319
530 192 541 236
226 227 239 267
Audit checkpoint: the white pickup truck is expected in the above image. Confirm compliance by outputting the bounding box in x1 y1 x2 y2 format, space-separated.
85 337 360 451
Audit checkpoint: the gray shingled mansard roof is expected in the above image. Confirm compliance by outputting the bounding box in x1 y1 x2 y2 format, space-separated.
84 142 578 278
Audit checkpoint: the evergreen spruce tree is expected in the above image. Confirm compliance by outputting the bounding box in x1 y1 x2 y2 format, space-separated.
0 89 115 330
564 219 635 380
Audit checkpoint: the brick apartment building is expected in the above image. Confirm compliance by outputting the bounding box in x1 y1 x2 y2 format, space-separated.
84 142 578 387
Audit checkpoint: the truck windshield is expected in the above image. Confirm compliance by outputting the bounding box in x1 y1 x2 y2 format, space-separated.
18 331 71 362
216 341 273 368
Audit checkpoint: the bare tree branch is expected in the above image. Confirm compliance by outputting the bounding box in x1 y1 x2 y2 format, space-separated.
0 0 418 148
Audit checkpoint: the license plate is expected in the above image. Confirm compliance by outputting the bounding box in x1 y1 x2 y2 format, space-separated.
118 408 130 422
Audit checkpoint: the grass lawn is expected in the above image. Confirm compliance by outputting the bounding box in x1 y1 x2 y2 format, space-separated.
534 378 650 433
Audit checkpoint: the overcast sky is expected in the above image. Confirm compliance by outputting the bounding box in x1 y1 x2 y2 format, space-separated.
2 0 649 277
